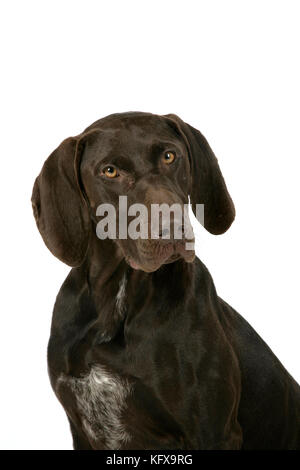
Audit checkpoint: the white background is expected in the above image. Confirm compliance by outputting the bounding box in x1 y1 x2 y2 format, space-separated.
1 1 299 450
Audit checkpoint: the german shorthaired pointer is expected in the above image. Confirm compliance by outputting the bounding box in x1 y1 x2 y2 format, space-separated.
32 112 300 449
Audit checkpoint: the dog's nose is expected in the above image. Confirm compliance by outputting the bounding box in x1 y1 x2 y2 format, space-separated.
158 223 186 241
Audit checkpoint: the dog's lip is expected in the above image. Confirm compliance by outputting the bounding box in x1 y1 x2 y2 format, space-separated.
126 257 141 270
125 241 195 271
164 253 181 264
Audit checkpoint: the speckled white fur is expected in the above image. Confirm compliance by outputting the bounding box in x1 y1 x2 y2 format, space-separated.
57 365 132 449
115 273 127 317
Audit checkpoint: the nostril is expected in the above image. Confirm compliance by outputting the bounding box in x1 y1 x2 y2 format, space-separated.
158 225 186 240
175 224 185 239
159 228 170 238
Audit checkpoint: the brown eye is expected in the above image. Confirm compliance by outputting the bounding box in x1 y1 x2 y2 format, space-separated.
103 166 118 178
163 151 176 164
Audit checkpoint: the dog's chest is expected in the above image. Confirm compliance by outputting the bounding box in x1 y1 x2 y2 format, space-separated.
57 364 132 449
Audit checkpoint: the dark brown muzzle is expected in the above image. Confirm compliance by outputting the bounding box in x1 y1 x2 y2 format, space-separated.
121 179 195 272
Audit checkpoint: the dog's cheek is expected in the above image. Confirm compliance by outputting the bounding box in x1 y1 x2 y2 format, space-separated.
115 239 142 265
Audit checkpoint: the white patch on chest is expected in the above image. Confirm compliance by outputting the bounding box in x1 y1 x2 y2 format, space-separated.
57 365 132 449
115 273 127 317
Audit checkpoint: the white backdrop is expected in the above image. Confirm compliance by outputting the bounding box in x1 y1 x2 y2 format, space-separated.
1 1 299 450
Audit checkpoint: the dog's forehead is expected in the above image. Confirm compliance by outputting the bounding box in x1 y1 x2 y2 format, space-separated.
83 114 182 160
85 112 170 133
98 114 175 138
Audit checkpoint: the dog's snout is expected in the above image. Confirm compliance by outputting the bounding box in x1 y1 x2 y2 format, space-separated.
158 222 187 242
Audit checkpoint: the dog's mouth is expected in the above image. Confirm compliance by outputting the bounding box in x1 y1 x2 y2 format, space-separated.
125 240 195 272
164 253 181 264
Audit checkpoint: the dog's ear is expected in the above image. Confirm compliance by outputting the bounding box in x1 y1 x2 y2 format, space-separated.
31 134 92 266
164 114 235 235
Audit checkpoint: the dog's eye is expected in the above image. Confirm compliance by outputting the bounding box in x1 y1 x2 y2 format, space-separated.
163 151 176 164
103 166 118 178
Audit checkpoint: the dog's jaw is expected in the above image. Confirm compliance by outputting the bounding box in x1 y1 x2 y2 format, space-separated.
125 241 195 273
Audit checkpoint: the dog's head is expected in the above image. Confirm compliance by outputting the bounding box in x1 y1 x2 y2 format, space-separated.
32 112 235 272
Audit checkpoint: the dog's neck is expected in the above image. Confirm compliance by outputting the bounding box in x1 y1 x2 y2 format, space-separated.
79 234 196 349
85 235 125 285
85 233 193 307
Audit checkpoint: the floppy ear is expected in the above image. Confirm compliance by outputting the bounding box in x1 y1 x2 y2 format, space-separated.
164 114 235 235
31 135 91 266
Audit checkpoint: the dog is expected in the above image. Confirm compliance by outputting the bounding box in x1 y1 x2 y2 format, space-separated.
32 112 300 450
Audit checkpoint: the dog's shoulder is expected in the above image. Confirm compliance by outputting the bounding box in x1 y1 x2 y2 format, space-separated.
51 267 95 335
48 268 97 378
